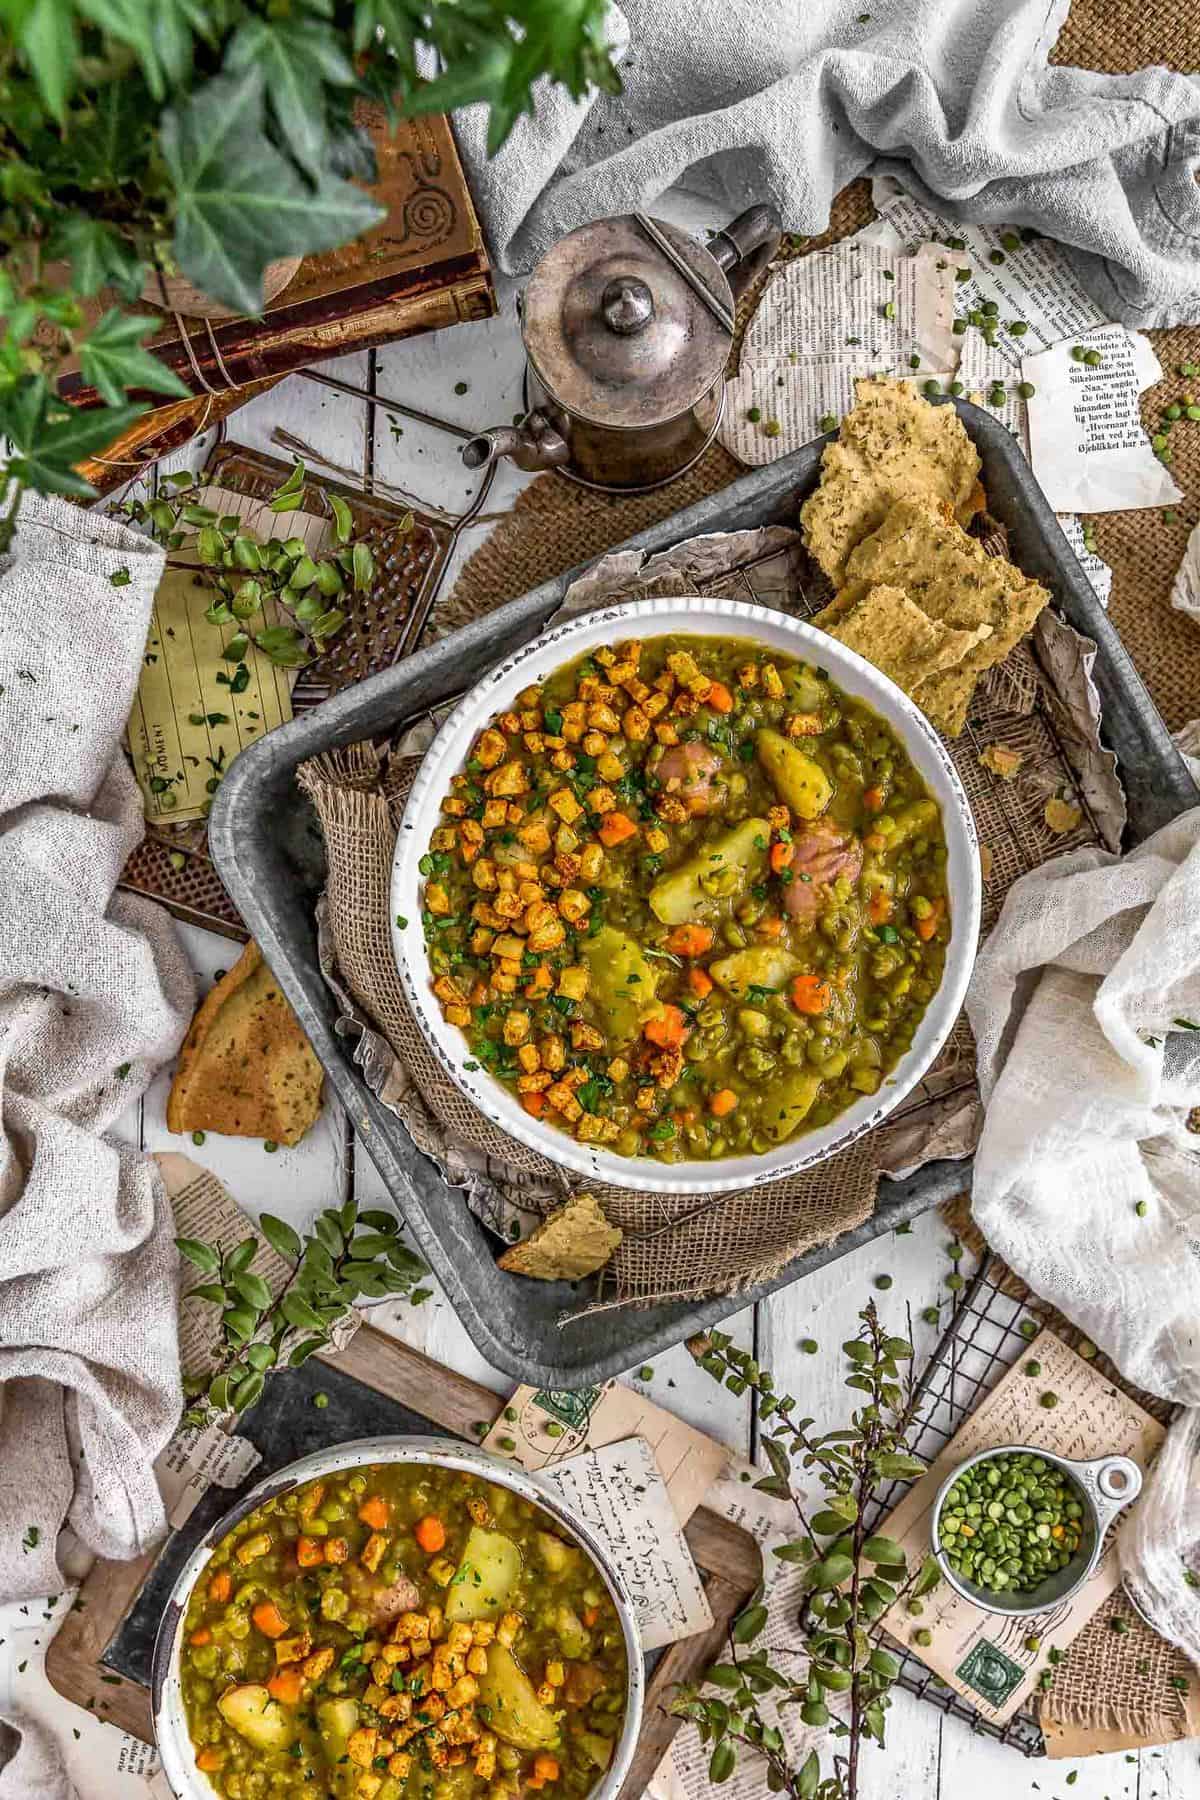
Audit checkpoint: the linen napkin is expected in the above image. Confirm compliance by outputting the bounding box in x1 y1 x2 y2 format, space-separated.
967 806 1200 1663
0 497 195 1798
455 0 1200 328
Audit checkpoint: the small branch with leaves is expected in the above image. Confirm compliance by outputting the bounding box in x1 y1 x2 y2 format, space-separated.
176 1197 428 1424
115 459 379 670
673 1303 940 1800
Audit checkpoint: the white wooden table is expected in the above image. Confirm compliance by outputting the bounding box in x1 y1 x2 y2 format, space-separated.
2 252 1196 1800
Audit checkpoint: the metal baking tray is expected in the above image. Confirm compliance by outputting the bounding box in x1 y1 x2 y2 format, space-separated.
210 402 1198 1386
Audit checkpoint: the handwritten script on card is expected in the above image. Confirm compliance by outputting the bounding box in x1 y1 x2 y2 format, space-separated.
543 1438 714 1652
879 1329 1164 1725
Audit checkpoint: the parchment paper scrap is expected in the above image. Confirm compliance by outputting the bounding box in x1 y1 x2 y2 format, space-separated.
648 1453 823 1800
126 483 330 825
542 1438 713 1652
877 1330 1164 1727
480 1379 728 1528
1022 324 1182 513
152 1152 359 1528
871 173 1109 356
1169 518 1200 627
719 236 958 463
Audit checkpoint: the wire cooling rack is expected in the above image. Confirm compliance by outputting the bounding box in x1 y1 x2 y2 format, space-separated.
861 1251 1175 1756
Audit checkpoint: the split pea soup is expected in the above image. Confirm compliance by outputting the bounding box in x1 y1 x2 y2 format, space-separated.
180 1461 628 1799
420 633 950 1163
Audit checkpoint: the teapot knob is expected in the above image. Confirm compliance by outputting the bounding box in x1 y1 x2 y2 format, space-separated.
601 275 655 336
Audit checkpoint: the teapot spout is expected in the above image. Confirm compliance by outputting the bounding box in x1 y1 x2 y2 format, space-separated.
461 413 570 474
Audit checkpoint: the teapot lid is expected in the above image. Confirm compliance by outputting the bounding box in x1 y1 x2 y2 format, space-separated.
521 214 733 429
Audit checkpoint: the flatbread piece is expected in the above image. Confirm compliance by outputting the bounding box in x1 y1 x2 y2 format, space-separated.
800 377 982 586
497 1191 623 1281
836 500 1050 734
166 940 324 1145
820 583 992 695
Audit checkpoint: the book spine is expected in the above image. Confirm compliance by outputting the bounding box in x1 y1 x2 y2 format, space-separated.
78 274 495 493
62 260 496 410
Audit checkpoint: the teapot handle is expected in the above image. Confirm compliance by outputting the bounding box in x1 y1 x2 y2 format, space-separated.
709 204 783 302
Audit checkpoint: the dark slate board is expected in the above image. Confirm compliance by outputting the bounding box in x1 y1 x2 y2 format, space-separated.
102 1357 441 1688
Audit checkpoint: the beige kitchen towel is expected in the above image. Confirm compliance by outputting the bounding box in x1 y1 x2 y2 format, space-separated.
0 498 195 1800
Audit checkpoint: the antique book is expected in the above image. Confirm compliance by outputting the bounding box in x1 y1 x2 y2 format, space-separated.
65 108 494 489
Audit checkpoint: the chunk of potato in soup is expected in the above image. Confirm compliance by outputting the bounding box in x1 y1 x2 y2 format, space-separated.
179 1463 628 1798
420 634 950 1163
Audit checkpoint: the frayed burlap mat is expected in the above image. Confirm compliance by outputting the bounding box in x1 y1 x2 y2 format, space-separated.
941 1196 1195 1750
299 740 879 1305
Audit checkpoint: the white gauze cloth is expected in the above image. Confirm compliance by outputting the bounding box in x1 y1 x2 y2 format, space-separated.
967 806 1200 1662
454 0 1200 327
0 497 195 1799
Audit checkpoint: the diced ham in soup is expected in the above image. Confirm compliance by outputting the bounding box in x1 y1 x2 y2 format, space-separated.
781 820 863 921
650 740 726 814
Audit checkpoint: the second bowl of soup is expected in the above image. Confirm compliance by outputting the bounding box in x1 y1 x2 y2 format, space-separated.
393 597 980 1193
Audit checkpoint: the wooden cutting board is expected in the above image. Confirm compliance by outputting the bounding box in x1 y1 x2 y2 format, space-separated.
45 1325 761 1798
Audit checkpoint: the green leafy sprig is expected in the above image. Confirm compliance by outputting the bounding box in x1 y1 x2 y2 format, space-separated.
115 458 379 670
177 1196 426 1423
674 1304 939 1800
0 0 621 532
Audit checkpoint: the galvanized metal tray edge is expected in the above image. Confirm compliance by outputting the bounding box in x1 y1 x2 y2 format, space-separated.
210 403 1198 1385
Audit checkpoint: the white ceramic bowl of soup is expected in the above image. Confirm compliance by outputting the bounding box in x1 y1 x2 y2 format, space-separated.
152 1435 644 1800
392 596 981 1195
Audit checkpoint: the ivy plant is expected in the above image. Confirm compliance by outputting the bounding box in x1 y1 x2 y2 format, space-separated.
673 1304 940 1799
0 0 621 544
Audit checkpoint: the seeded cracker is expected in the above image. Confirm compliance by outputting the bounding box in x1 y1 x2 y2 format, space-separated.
497 1191 623 1281
800 377 982 586
166 941 324 1145
834 500 1051 735
820 583 993 697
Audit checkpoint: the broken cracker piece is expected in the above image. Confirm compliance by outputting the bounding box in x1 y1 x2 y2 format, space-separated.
800 377 982 586
497 1191 622 1282
166 941 324 1146
838 500 1051 735
820 583 992 698
1045 796 1083 835
979 744 1024 779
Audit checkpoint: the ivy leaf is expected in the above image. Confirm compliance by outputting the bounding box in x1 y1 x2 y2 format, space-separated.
2 390 145 499
761 1435 790 1483
15 0 78 122
703 1666 743 1691
245 1342 276 1372
160 67 385 316
175 1236 220 1274
226 17 354 178
289 1336 325 1366
208 1371 232 1411
76 0 166 98
869 1647 900 1679
259 1213 302 1261
797 1749 821 1798
45 219 142 299
78 310 190 408
313 1213 344 1258
223 1305 259 1342
348 1231 401 1259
